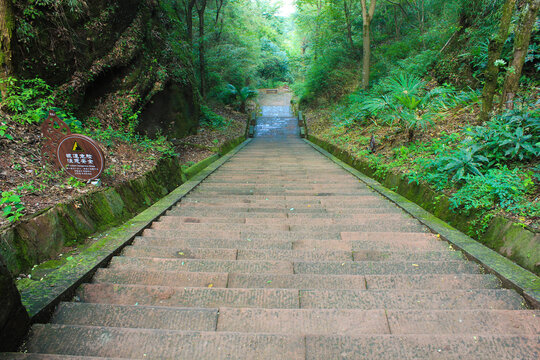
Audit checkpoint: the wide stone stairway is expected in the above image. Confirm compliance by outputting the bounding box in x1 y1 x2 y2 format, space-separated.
5 102 539 359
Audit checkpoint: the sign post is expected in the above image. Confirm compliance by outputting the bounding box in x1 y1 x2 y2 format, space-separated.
56 134 105 181
41 110 106 181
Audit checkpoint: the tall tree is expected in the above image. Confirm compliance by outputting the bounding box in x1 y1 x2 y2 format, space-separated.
479 0 516 122
0 0 14 97
175 0 197 43
360 0 377 89
195 0 208 98
343 0 355 50
500 0 540 109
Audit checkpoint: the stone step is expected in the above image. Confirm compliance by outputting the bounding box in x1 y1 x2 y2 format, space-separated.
305 334 540 359
150 222 291 231
179 200 328 208
237 249 352 261
150 221 424 233
180 198 325 205
202 180 360 185
365 274 502 290
168 208 403 217
156 214 414 226
226 273 502 290
227 273 367 290
351 239 448 251
167 208 289 217
132 236 293 249
151 220 425 233
299 289 525 310
77 283 299 308
293 239 353 251
192 184 369 191
342 232 436 241
174 205 330 213
291 239 449 252
188 190 369 196
385 309 540 335
163 216 248 224
93 268 228 287
287 208 406 215
216 308 389 335
293 260 481 275
52 303 217 331
108 257 293 274
353 249 464 261
291 223 426 233
122 246 238 259
243 214 415 225
216 308 540 335
124 246 354 262
141 229 342 240
24 325 305 359
0 354 120 360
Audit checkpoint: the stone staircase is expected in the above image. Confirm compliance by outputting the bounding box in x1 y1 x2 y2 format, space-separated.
3 105 539 359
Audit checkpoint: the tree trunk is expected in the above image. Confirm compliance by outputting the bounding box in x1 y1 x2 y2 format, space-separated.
394 5 400 39
361 0 376 90
500 0 540 109
196 0 207 99
419 0 425 49
343 0 355 50
479 0 515 123
0 0 14 97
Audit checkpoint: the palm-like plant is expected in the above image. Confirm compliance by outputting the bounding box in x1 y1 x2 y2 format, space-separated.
360 73 452 141
224 84 258 113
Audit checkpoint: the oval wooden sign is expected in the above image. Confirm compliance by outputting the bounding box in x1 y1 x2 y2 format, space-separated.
56 134 105 181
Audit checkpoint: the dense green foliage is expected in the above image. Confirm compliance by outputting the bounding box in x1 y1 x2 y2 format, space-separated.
294 0 539 231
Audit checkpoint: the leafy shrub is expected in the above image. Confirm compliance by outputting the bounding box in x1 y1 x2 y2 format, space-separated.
359 73 454 141
428 145 489 182
200 105 229 129
1 191 25 222
464 108 540 164
0 77 53 124
221 84 258 113
449 167 535 213
0 78 82 130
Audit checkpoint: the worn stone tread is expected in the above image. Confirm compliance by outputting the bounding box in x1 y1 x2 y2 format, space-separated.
293 260 481 275
353 249 464 261
385 310 540 335
92 269 228 287
132 236 293 249
364 274 502 290
108 257 293 274
122 246 238 260
24 325 305 359
236 249 353 261
0 355 121 359
216 308 389 335
227 273 367 289
52 303 218 331
299 289 526 310
77 283 300 308
141 229 342 240
305 334 540 359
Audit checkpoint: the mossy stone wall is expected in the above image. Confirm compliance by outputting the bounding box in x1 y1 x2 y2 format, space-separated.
308 135 539 274
0 157 183 276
